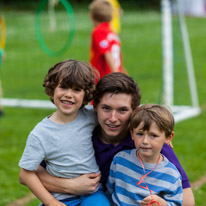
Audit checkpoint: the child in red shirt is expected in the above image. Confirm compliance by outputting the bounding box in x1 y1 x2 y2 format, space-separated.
89 0 127 80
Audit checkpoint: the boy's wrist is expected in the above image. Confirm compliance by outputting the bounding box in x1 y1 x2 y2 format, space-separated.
60 178 74 194
155 195 167 206
45 197 62 206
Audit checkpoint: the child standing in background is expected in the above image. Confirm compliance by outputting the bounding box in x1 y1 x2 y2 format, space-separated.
89 0 127 80
107 104 183 206
0 15 6 117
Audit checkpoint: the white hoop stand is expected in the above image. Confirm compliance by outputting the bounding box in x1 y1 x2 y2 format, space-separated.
48 0 59 31
2 98 56 109
161 0 201 123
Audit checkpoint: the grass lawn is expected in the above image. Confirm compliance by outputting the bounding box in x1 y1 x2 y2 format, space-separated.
0 2 206 206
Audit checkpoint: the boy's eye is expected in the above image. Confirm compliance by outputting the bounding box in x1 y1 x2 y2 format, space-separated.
59 85 67 89
119 108 128 113
72 87 82 92
136 132 143 136
102 106 110 111
150 134 157 138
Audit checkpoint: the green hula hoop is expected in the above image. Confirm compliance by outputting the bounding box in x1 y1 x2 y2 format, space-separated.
35 0 75 57
0 48 4 68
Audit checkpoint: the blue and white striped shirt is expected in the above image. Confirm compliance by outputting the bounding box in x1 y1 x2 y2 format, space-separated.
107 149 183 206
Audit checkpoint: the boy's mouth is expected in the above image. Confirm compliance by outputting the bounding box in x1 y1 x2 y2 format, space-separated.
61 100 74 105
106 123 120 130
140 147 151 151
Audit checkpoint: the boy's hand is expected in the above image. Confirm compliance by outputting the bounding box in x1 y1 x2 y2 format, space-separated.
36 166 101 195
168 141 173 148
141 195 167 206
70 173 101 195
46 198 66 206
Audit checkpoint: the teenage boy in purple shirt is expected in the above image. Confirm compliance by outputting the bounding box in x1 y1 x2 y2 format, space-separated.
22 72 194 206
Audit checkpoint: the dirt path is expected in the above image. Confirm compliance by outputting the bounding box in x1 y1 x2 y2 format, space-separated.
7 193 35 206
191 174 206 190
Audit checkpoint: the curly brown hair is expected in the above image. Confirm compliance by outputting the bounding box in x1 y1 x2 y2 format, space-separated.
43 59 98 107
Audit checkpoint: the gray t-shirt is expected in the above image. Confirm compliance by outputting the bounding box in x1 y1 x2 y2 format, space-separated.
19 106 99 200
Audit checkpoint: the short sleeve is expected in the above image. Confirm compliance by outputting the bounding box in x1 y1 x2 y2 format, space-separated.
19 133 45 171
93 29 111 55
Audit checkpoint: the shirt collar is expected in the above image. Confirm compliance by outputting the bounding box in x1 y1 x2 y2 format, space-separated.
96 22 110 30
92 126 134 152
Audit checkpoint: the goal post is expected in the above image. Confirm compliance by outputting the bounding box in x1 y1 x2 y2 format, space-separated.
161 0 174 107
161 0 201 122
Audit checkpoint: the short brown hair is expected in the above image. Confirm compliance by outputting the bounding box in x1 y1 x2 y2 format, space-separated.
89 0 113 23
93 72 141 110
43 59 97 107
130 104 174 137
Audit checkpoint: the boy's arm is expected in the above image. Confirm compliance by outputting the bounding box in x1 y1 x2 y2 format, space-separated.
35 166 101 195
104 52 118 73
161 144 189 187
161 143 195 206
183 188 195 206
19 168 66 206
106 159 116 195
104 52 128 75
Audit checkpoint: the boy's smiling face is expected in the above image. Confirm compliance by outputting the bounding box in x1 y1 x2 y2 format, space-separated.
52 84 85 122
95 92 133 144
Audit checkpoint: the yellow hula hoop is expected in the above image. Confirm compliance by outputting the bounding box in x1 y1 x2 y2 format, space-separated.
0 15 6 50
106 0 121 33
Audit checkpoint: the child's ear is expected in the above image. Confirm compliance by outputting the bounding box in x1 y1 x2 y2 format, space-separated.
165 131 174 146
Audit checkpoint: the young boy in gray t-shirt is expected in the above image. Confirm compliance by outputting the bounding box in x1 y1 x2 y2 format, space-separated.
19 59 110 206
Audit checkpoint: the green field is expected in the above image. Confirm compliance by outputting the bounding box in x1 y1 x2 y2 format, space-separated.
0 3 206 206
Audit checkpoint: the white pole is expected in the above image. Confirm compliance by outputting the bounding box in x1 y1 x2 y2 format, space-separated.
176 0 199 107
161 0 173 106
2 98 56 109
48 0 59 31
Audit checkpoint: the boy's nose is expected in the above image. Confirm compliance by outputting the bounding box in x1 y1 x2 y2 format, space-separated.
109 111 117 122
142 136 149 144
65 89 73 97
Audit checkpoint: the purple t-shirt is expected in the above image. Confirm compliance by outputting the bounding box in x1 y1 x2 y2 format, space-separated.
92 126 190 189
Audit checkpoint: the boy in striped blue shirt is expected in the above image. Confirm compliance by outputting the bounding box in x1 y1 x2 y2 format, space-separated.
107 104 183 206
